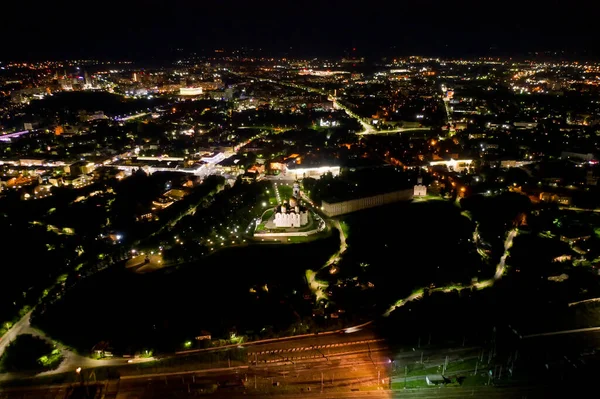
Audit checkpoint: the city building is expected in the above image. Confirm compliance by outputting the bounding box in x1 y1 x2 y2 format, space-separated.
429 159 473 173
321 189 413 217
67 161 96 176
285 165 341 179
539 192 572 206
414 176 427 197
561 151 596 162
274 197 309 228
179 87 203 96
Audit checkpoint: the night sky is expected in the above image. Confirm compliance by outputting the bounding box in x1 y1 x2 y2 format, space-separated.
2 0 599 60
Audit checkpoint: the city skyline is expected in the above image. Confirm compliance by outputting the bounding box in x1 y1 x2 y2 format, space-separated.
3 0 600 60
2 4 600 397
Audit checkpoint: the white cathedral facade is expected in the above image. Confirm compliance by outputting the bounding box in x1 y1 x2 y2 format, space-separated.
274 209 309 228
274 189 309 228
413 176 427 197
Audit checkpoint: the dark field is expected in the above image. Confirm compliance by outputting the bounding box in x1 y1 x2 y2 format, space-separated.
33 235 340 353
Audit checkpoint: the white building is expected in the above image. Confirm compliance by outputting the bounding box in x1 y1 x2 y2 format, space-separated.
274 197 309 228
500 160 534 168
179 87 203 96
429 159 473 173
286 165 341 179
293 182 300 197
414 185 427 196
414 176 427 196
200 152 226 164
274 211 308 228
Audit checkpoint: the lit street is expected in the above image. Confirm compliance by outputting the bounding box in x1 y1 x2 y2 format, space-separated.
0 313 32 360
0 324 592 398
1 4 599 397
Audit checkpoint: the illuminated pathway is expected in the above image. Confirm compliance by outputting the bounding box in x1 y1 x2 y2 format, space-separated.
322 219 347 268
256 74 431 137
331 98 374 134
305 219 520 315
523 325 600 339
331 98 431 136
495 228 517 280
0 312 34 359
249 75 510 317
384 228 519 317
305 220 348 302
357 127 431 135
0 312 137 383
568 297 600 307
305 269 329 302
440 84 453 126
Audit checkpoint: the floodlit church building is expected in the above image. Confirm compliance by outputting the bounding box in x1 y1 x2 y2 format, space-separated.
274 196 309 228
413 177 427 196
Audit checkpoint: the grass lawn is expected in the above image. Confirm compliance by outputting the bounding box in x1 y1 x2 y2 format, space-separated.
286 230 331 243
262 209 275 221
402 357 479 378
406 364 443 377
423 195 444 200
275 183 294 200
391 379 431 389
445 357 479 373
338 219 350 238
461 374 490 387
286 236 313 243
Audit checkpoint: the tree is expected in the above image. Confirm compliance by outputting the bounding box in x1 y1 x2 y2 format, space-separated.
0 334 63 372
243 152 257 168
302 178 317 195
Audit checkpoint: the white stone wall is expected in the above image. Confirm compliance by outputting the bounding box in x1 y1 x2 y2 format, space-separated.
414 185 427 196
321 188 413 217
274 211 309 228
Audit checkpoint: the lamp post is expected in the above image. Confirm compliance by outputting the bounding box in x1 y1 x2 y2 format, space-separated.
76 367 83 385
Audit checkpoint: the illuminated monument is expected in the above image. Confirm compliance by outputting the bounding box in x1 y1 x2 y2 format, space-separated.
274 197 309 228
293 181 300 197
274 183 309 228
414 176 427 197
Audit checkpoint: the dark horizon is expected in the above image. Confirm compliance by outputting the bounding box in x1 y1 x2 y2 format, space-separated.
3 0 599 61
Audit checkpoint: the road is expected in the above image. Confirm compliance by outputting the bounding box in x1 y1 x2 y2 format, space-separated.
0 312 33 359
440 84 453 126
494 228 518 280
558 206 600 213
0 327 486 397
125 254 165 273
330 97 431 136
0 328 391 398
331 98 375 134
0 311 373 385
0 375 584 398
333 219 347 254
356 127 432 136
176 322 374 356
244 76 433 137
0 312 150 383
523 325 600 339
0 325 582 398
385 228 519 317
